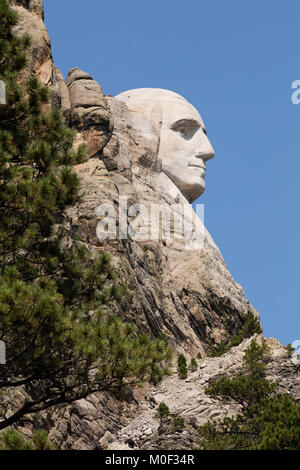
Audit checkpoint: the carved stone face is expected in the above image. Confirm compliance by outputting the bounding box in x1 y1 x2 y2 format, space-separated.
115 88 215 202
158 97 215 202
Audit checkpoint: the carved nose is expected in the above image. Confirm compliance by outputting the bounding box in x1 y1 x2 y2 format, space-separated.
195 135 215 161
204 146 215 161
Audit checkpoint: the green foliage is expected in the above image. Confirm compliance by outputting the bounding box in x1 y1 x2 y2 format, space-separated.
239 311 262 339
210 311 262 357
285 343 295 357
199 393 300 450
0 0 173 431
252 394 300 450
177 354 188 379
173 416 185 432
0 429 55 450
189 357 198 371
210 341 229 358
197 352 202 360
243 339 270 376
0 0 30 78
199 340 300 450
0 429 32 450
205 339 272 410
204 373 276 412
155 402 170 426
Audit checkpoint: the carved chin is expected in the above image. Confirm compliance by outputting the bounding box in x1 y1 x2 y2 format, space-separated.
171 178 205 203
185 181 206 203
162 170 206 202
178 173 206 202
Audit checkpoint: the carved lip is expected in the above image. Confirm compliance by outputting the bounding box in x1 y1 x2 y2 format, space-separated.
188 164 206 170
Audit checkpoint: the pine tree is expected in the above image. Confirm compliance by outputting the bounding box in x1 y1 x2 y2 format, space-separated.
0 429 55 450
238 311 262 339
243 338 270 376
155 402 170 427
173 416 185 432
285 343 295 358
0 0 173 431
210 311 262 358
198 340 300 450
177 354 188 379
189 357 198 371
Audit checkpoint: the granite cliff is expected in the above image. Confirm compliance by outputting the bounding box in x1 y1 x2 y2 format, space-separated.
6 0 299 450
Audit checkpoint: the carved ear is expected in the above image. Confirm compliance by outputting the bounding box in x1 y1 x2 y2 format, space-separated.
113 93 163 174
154 118 163 173
145 102 163 174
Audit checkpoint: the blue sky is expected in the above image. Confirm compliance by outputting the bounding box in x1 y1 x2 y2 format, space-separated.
44 0 300 346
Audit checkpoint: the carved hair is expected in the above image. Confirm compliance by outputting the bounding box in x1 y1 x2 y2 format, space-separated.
115 88 189 173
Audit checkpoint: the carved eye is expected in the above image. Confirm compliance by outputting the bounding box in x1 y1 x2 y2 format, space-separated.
171 121 199 140
175 126 187 136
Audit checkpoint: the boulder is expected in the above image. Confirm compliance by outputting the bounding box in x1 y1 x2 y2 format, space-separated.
66 68 113 160
98 430 114 450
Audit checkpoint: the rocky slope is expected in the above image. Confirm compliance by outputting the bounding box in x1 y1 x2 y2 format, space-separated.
106 335 300 450
7 1 299 450
44 335 299 450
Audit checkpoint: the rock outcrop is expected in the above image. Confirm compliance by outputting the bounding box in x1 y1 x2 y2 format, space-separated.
11 0 51 86
11 0 44 18
66 68 113 159
64 93 257 357
6 0 299 451
42 335 299 450
10 1 113 157
106 335 300 450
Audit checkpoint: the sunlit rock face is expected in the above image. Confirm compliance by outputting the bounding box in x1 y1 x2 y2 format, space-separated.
66 68 113 160
9 1 300 453
48 89 261 448
116 88 215 202
11 0 44 19
9 3 113 155
64 88 259 358
11 0 51 86
9 0 259 369
8 0 269 450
